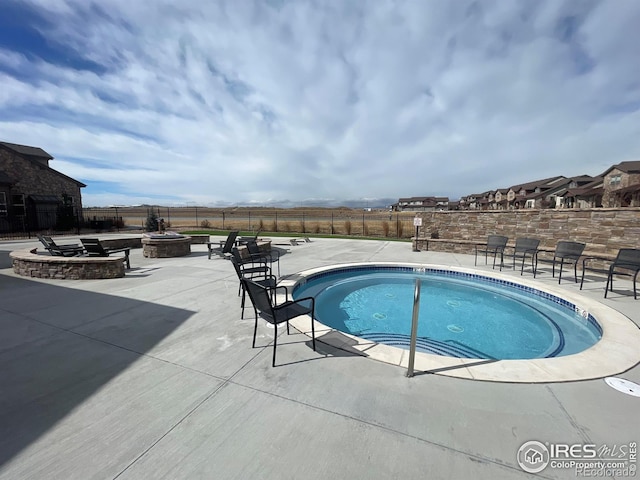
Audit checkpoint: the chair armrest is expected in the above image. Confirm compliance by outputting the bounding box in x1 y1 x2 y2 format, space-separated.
273 285 290 303
290 296 315 312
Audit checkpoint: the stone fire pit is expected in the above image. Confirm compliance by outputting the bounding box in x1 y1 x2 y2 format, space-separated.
142 233 192 258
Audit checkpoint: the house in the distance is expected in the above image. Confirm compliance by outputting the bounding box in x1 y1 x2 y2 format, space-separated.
0 141 85 232
392 196 450 212
601 161 640 207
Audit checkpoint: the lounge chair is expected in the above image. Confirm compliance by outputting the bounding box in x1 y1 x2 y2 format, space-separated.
290 237 311 246
245 239 280 277
580 248 640 299
80 238 131 269
536 240 585 284
38 234 84 257
474 235 509 270
242 278 316 367
504 237 540 275
206 231 239 259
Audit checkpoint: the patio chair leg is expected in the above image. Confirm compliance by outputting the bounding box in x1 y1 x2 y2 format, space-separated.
286 321 290 335
252 312 258 347
557 259 564 284
311 314 316 351
272 324 278 367
605 272 612 298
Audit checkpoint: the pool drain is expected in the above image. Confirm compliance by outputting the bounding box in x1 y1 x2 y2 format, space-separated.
446 300 461 308
604 377 640 397
447 324 464 333
373 313 387 320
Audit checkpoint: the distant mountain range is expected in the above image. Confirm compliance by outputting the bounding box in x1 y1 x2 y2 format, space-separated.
200 197 399 209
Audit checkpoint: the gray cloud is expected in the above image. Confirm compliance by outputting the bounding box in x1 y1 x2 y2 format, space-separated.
1 0 638 206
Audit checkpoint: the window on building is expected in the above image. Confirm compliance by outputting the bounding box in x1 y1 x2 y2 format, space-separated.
62 194 75 206
609 175 621 186
11 194 25 216
0 192 7 216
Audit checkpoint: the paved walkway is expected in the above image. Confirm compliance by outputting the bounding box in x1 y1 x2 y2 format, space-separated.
0 236 638 479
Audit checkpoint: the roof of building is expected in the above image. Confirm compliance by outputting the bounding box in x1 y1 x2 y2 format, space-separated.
0 141 53 160
601 161 640 176
0 141 86 188
510 176 567 193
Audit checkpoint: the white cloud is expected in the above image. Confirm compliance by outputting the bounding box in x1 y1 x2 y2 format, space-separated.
1 0 639 206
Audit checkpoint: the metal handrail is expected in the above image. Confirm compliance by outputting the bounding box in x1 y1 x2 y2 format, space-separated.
406 278 421 377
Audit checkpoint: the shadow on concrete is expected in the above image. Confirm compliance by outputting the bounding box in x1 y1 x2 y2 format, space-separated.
0 273 196 468
413 359 499 377
0 251 11 269
314 331 369 358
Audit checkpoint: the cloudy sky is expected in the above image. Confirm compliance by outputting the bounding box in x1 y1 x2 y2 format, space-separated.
1 0 639 207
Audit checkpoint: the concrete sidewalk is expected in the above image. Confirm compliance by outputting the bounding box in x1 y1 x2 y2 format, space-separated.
0 236 638 479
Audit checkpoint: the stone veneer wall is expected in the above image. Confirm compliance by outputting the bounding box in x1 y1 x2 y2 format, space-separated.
142 236 192 258
0 148 82 201
11 250 125 279
414 208 640 255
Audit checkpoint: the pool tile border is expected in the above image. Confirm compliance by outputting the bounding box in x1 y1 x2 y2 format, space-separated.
281 262 640 383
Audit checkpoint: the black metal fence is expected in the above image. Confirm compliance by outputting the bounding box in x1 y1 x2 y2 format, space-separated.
82 206 415 239
0 204 81 240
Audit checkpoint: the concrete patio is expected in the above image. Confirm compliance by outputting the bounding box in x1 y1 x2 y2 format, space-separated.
0 236 638 479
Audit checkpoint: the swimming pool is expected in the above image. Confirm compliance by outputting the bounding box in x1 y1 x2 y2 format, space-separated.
293 266 601 360
279 262 640 382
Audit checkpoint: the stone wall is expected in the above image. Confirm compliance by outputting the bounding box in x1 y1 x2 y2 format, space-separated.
0 148 83 202
414 208 640 255
11 250 125 279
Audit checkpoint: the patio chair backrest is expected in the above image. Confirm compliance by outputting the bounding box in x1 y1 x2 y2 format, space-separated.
514 237 540 253
246 240 262 256
242 278 276 322
81 238 108 256
554 241 585 260
487 235 509 250
615 248 640 268
38 234 53 248
230 247 247 264
229 256 245 279
222 231 239 254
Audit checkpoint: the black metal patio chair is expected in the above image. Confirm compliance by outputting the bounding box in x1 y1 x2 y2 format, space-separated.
230 255 277 319
536 240 585 284
245 239 280 277
242 278 316 367
581 248 640 299
474 235 509 270
505 237 540 275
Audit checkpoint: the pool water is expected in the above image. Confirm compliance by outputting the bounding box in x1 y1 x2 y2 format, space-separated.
293 270 602 360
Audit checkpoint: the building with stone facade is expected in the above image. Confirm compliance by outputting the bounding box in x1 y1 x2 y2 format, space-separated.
0 141 85 232
451 161 639 210
601 161 640 207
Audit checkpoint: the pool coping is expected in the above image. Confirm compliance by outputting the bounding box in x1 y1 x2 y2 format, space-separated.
278 262 640 383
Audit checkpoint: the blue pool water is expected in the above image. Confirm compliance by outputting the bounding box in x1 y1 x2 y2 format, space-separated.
293 267 602 360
